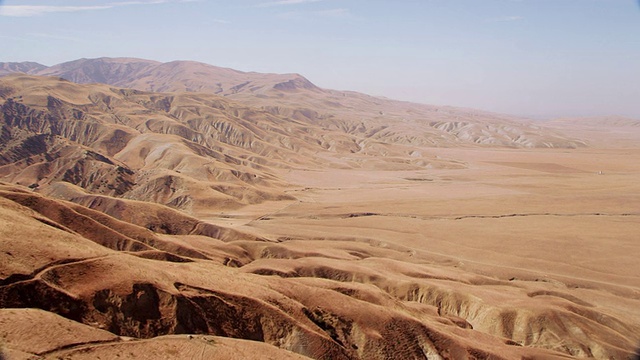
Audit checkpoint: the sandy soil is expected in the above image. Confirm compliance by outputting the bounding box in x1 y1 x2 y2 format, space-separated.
198 147 640 358
1 71 639 359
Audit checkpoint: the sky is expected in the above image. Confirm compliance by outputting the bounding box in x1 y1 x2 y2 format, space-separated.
0 0 638 119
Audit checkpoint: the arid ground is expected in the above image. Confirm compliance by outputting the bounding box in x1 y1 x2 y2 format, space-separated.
0 59 639 359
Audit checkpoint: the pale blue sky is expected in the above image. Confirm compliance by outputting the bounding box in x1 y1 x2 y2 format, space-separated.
1 0 639 119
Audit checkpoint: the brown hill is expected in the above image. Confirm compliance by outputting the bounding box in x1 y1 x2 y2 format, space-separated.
0 61 47 76
3 172 640 359
3 57 319 96
4 182 633 359
0 308 308 360
0 73 584 214
1 60 639 359
1 57 586 149
0 74 329 212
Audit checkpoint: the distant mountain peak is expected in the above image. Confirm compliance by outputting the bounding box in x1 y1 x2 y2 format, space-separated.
2 57 321 97
273 75 320 92
0 61 47 76
0 57 590 149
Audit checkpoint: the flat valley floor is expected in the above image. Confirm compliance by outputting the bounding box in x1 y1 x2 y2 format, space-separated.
200 147 640 357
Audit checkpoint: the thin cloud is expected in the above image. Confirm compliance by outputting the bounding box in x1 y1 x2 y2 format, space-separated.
486 16 524 23
0 34 34 41
0 0 196 17
316 8 350 18
29 32 84 43
0 5 112 17
277 8 351 20
111 0 173 5
257 0 324 8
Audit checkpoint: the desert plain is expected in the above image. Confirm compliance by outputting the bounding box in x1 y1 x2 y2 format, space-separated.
0 59 639 359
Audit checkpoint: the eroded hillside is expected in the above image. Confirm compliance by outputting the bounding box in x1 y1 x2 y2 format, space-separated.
1 63 639 359
4 182 637 359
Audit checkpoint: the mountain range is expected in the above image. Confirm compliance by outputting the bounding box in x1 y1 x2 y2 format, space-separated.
1 57 593 148
0 57 594 213
1 58 639 359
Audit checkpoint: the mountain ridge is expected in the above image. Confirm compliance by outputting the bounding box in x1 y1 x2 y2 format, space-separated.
0 57 591 149
0 57 321 95
0 67 592 215
1 60 640 359
3 57 636 131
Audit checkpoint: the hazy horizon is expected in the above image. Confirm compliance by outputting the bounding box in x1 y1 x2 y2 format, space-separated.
1 0 639 119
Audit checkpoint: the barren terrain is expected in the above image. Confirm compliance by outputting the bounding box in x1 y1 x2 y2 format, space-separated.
0 59 639 359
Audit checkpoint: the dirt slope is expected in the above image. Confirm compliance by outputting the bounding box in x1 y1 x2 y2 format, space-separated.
0 61 639 359
2 57 586 149
1 183 600 360
1 176 639 359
